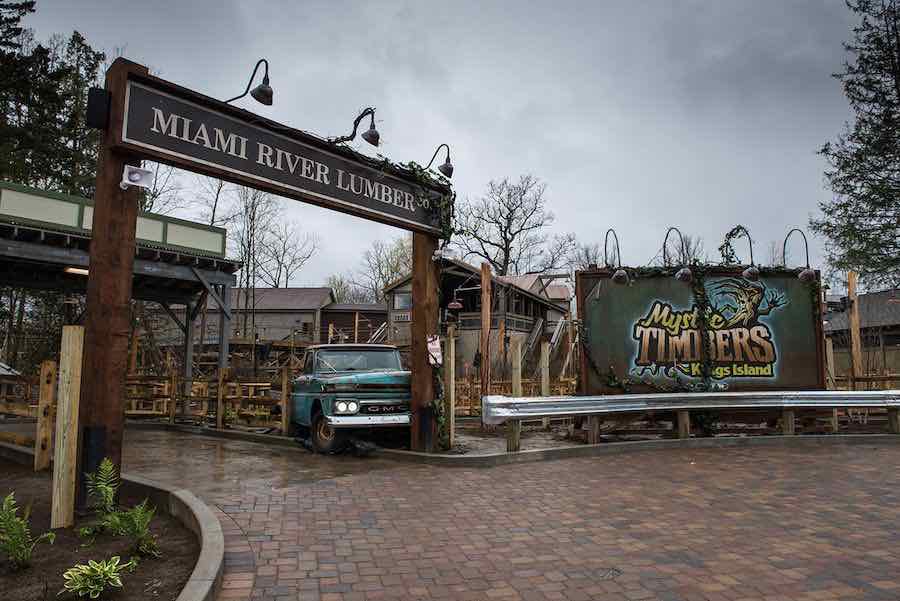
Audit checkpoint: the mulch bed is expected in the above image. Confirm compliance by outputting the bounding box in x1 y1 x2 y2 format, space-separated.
0 462 199 601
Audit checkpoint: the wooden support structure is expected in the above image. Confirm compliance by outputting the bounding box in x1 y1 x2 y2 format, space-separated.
677 410 691 439
540 340 550 429
506 420 522 452
34 360 57 472
216 368 228 429
479 262 492 426
78 60 148 503
825 337 836 389
782 409 795 435
168 361 178 424
52 326 84 529
586 416 601 444
848 271 863 391
280 366 291 436
410 233 439 451
445 324 457 448
182 299 195 417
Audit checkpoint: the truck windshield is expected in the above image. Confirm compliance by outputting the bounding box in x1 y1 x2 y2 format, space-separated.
315 349 402 372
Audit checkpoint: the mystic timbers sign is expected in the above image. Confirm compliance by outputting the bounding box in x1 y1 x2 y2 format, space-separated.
117 74 451 234
576 267 825 394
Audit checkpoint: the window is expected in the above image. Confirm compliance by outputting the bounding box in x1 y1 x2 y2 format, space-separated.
393 292 412 310
315 349 402 372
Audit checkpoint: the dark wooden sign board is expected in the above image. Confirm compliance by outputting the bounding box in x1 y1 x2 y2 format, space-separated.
78 58 447 500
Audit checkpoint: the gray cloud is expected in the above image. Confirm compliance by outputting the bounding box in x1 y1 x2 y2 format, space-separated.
28 0 856 281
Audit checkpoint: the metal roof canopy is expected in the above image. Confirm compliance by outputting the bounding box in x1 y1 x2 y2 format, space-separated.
0 205 238 307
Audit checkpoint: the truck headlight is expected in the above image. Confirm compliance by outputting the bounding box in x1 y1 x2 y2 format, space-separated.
336 401 348 413
346 401 359 413
334 401 359 414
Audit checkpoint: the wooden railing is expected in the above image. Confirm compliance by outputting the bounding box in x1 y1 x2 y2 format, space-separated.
0 361 57 471
455 378 577 415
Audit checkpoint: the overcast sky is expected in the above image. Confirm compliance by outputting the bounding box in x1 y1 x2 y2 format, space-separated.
28 1 856 285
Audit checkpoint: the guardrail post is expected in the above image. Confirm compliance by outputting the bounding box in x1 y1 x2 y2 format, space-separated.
677 410 690 439
506 419 521 452
782 409 795 435
888 408 900 434
586 416 601 444
280 366 291 436
540 340 550 430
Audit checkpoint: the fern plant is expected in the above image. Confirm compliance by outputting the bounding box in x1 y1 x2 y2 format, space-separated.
116 500 159 557
85 458 119 516
0 492 55 569
59 556 138 599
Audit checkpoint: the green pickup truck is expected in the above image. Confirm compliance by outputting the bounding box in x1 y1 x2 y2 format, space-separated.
291 344 411 452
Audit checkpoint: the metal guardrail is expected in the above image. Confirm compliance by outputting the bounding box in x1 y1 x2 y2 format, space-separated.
482 390 900 426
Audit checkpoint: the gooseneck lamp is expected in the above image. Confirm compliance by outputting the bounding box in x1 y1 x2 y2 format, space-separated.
226 59 273 106
426 143 454 178
604 229 628 285
782 228 817 282
663 226 693 283
330 108 380 147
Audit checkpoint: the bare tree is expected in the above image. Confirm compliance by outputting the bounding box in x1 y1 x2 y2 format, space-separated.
353 236 412 302
258 222 318 288
327 274 373 304
195 175 231 227
661 234 707 266
766 240 791 267
453 175 566 276
569 241 603 271
139 162 183 214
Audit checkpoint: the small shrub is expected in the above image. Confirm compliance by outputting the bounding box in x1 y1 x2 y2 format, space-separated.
59 556 138 599
116 500 159 557
0 492 55 569
85 458 119 516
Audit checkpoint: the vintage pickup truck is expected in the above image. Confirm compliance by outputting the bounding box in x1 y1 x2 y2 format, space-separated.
291 344 411 452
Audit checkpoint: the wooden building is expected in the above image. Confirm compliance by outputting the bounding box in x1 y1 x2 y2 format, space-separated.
383 258 569 377
824 288 900 377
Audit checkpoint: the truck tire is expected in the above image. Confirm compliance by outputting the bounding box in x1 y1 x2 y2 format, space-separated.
311 411 346 454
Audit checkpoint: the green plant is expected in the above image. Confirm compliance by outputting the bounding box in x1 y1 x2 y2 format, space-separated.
59 556 138 599
0 492 55 569
85 458 119 516
116 500 159 557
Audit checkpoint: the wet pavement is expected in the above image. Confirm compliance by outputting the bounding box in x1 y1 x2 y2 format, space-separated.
120 429 900 601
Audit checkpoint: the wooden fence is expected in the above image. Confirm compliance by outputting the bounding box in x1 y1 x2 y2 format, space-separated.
454 378 577 416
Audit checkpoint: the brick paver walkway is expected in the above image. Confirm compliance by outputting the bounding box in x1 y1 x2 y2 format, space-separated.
122 430 900 601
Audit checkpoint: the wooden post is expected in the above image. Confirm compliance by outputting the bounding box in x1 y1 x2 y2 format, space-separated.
410 233 439 451
507 336 522 452
825 336 836 389
34 360 57 472
328 323 334 344
782 409 795 435
445 324 456 448
354 311 360 343
479 262 492 425
78 59 148 503
540 340 550 429
280 366 291 436
182 300 195 417
888 408 900 434
848 271 863 390
216 368 227 429
587 416 601 444
677 410 690 439
52 326 84 529
506 420 521 452
168 360 177 425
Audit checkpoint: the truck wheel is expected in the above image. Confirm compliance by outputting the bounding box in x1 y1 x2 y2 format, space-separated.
311 411 346 454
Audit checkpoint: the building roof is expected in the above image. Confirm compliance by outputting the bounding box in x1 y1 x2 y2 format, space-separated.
323 302 388 313
0 361 20 377
383 257 562 310
216 287 335 312
496 273 571 302
824 288 900 333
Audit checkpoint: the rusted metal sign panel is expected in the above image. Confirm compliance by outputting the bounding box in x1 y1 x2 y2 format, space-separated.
117 76 449 235
576 268 825 394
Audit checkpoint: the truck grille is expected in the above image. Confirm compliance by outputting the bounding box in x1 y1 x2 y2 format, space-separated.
362 404 410 415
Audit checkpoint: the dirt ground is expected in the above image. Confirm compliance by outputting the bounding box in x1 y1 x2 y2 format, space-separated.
0 462 198 601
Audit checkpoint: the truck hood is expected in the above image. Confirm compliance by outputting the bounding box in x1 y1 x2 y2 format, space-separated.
320 370 410 387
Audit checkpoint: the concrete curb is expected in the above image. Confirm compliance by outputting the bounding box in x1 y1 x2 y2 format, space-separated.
0 442 224 601
125 421 900 468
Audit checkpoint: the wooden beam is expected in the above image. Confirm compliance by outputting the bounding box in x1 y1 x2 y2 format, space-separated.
848 271 863 390
0 431 34 446
540 340 550 429
506 419 521 452
34 360 57 472
479 262 492 426
159 302 186 334
216 367 228 429
825 336 836 389
191 266 232 319
445 324 456 448
52 326 83 529
410 233 439 451
354 311 359 343
511 337 522 397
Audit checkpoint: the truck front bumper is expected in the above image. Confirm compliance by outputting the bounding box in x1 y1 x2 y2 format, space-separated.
326 414 411 428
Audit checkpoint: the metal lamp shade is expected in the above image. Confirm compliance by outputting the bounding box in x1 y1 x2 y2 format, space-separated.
438 157 454 178
674 267 693 283
361 123 380 147
250 78 273 106
612 268 629 285
447 299 463 311
798 267 817 283
742 265 760 281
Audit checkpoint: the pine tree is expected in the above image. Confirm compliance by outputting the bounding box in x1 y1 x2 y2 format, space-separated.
812 0 900 288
